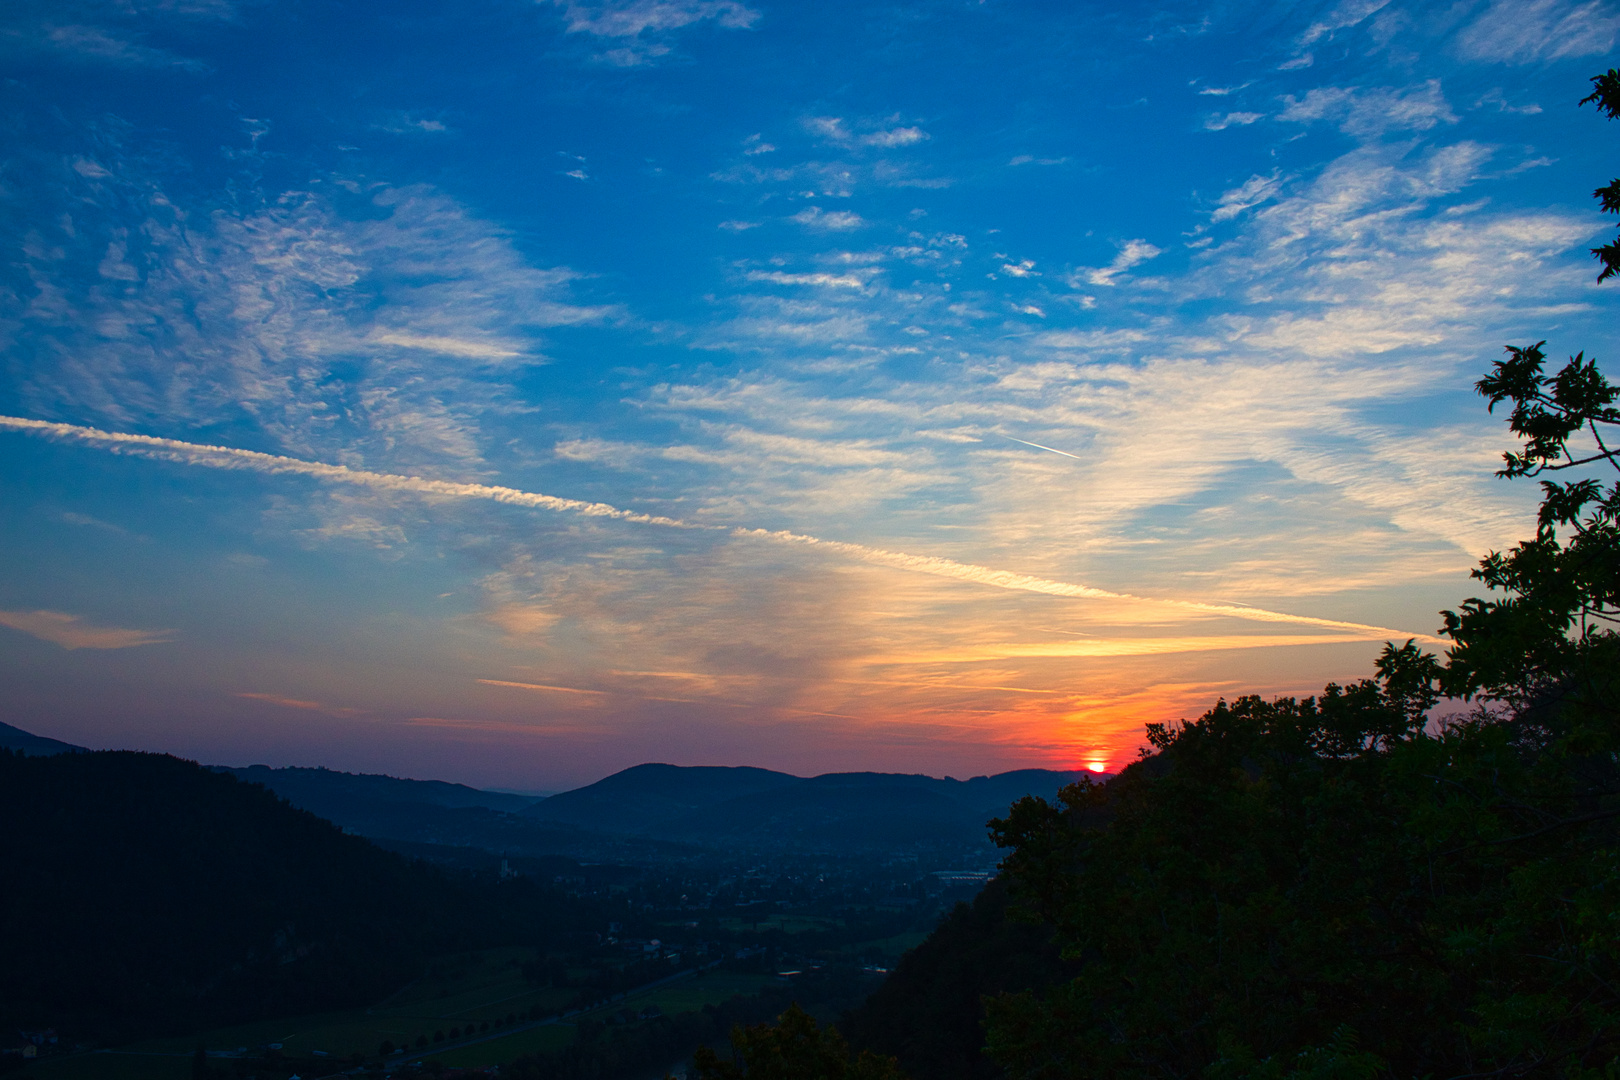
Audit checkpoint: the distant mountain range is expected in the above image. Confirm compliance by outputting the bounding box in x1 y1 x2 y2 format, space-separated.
1 721 1098 857
523 763 1096 851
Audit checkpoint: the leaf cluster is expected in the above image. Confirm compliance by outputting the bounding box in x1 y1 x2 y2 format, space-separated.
1442 340 1619 715
1582 68 1620 281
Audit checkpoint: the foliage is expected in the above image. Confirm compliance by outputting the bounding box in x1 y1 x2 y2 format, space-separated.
500 973 882 1080
1584 68 1620 281
692 1004 906 1080
1440 338 1619 715
843 879 1074 1080
984 671 1620 1079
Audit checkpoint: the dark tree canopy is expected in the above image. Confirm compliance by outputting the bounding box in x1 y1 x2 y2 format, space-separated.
1582 68 1620 281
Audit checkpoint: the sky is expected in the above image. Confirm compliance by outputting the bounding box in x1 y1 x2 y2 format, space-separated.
0 0 1616 791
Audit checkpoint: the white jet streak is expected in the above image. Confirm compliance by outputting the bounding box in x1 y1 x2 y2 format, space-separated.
1 414 1440 643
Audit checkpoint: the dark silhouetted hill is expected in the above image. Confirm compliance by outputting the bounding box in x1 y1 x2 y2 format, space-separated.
524 764 1097 852
0 720 83 756
218 763 539 814
522 763 801 833
0 749 584 1044
843 879 1075 1080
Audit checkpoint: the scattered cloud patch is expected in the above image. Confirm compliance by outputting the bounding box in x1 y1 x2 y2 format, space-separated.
372 332 525 360
790 206 864 230
1279 80 1456 139
0 609 174 650
805 117 930 148
1299 0 1391 46
1205 111 1263 131
1076 239 1161 286
746 270 869 288
548 0 759 36
236 692 366 717
1211 172 1283 222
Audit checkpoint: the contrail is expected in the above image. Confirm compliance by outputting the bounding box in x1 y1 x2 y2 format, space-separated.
1 414 1441 643
999 434 1085 460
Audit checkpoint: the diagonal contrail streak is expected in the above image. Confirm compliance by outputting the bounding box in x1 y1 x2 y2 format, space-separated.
0 414 1441 643
999 434 1085 460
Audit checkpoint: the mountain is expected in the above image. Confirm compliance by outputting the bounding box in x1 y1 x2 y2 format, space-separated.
525 764 1098 852
0 720 83 756
0 748 583 1043
521 763 802 833
218 763 540 812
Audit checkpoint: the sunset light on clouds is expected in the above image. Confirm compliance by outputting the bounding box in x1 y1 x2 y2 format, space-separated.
1 0 1616 789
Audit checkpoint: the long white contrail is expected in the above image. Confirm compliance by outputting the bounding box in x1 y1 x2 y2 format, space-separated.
1 414 1440 642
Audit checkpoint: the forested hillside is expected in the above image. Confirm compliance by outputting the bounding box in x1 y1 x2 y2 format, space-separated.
0 750 587 1044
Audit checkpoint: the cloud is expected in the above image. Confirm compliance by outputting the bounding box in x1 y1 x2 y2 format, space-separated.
546 0 758 62
4 151 607 476
32 23 210 71
0 609 174 649
1211 172 1283 222
1077 239 1162 286
882 633 1402 664
1278 80 1457 139
548 0 758 36
371 332 526 360
1204 111 1263 131
745 271 870 288
235 693 366 717
862 126 929 147
61 511 133 535
805 117 930 148
790 207 865 230
0 413 1437 641
1455 0 1619 62
1033 328 1149 350
1298 0 1392 46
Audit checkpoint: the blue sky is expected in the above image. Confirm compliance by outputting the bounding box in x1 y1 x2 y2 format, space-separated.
0 0 1616 789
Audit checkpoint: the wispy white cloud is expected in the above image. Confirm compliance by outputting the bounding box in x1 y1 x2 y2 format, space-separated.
0 609 174 649
546 0 759 63
549 0 759 36
1204 111 1263 131
1455 0 1619 62
1299 0 1392 46
790 207 865 230
1075 239 1161 286
745 270 870 288
1278 80 1456 139
1211 172 1283 222
805 117 930 148
6 152 607 476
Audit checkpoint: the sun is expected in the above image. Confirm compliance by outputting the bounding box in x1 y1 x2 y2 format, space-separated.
1087 760 1109 774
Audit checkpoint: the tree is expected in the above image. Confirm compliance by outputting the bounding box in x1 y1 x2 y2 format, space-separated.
1439 67 1620 731
1583 68 1620 281
692 1004 907 1080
